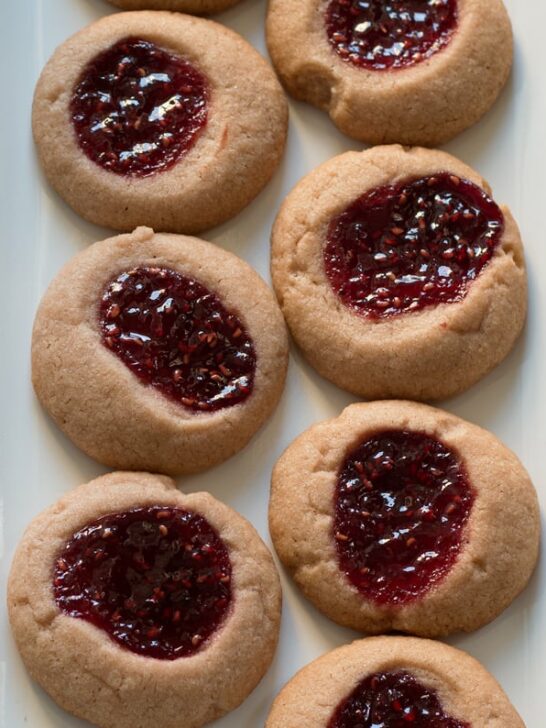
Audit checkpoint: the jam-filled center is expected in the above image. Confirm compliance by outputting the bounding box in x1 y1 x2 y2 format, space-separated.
99 267 256 412
70 37 208 177
54 506 232 660
325 0 458 70
328 671 470 727
334 430 474 605
324 173 504 318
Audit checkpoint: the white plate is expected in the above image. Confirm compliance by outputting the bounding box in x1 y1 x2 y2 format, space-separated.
1 0 544 725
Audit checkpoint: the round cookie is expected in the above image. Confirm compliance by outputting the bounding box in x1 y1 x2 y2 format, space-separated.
106 0 243 12
266 636 524 727
8 471 281 728
266 0 512 146
33 11 287 233
271 145 526 401
269 400 539 637
32 227 288 475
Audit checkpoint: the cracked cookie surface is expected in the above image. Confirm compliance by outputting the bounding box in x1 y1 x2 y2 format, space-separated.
106 0 243 12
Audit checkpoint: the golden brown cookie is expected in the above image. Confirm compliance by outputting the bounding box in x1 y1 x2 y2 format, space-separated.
269 401 539 637
32 227 288 475
266 0 512 146
8 471 281 728
266 636 524 727
271 145 526 401
33 11 287 232
107 0 242 12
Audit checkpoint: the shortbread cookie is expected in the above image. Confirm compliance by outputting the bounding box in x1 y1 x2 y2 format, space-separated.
267 0 512 146
33 11 287 232
8 471 281 728
266 636 524 727
271 145 526 401
107 0 242 12
270 401 539 637
32 227 288 475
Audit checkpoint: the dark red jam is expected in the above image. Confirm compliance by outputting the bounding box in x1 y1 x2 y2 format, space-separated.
325 0 457 71
334 430 474 605
99 267 256 412
53 506 232 660
328 671 470 727
324 173 504 318
70 37 208 177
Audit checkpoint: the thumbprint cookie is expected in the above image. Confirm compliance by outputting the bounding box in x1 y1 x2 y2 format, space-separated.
8 471 281 728
271 145 526 401
32 227 288 474
266 0 512 146
269 401 539 637
33 11 287 232
266 636 524 727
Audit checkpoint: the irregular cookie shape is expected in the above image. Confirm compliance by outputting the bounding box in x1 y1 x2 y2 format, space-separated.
267 0 512 146
32 227 288 474
266 637 524 727
8 472 281 728
271 145 526 401
107 0 243 12
269 401 539 636
33 11 287 232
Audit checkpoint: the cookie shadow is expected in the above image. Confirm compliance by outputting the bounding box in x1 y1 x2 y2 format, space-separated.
33 147 113 256
446 543 543 728
439 317 529 431
443 38 523 176
205 88 360 269
76 0 115 19
204 143 291 275
30 393 109 494
448 546 542 659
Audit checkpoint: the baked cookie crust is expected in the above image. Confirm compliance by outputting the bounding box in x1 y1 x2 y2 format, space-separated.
266 636 524 727
271 145 526 401
8 471 281 728
269 400 539 637
33 11 287 232
266 0 512 146
32 227 288 475
107 0 243 12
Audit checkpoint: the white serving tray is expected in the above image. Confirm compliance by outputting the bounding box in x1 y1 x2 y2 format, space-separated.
1 0 544 725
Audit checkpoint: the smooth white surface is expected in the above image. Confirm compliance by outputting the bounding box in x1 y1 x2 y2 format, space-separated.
0 1 544 725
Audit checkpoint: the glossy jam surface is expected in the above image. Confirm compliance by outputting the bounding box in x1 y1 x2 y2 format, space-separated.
99 267 256 412
54 506 232 659
334 430 474 604
328 671 470 727
325 0 457 71
71 37 208 177
324 173 504 318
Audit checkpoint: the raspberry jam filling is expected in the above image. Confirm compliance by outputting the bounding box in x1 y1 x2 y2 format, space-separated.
334 430 474 604
324 173 504 318
70 37 208 177
54 506 232 660
328 671 469 727
325 0 457 71
99 267 256 412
